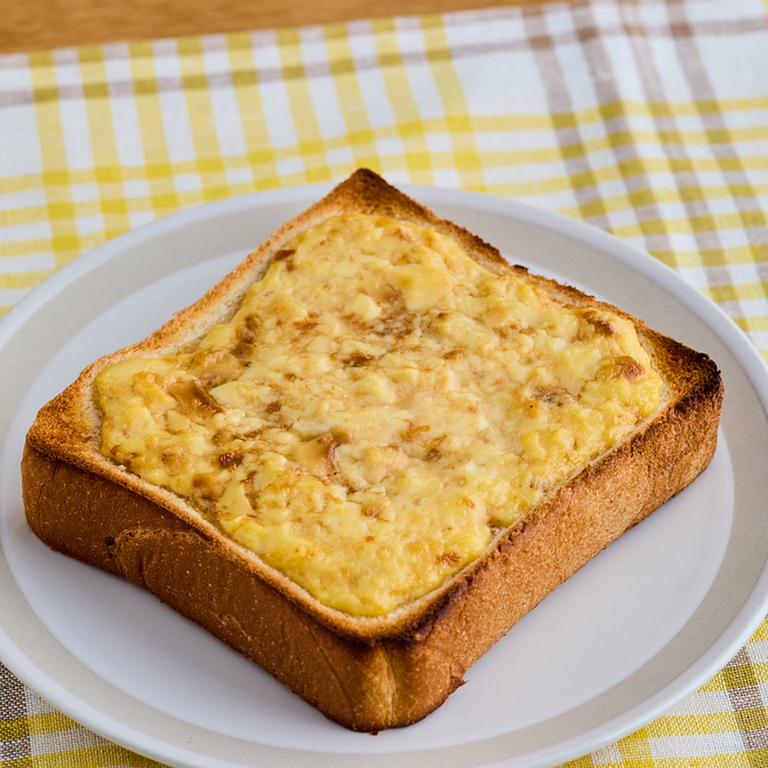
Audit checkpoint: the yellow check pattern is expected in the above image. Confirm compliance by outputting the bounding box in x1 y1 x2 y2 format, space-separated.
2 0 768 765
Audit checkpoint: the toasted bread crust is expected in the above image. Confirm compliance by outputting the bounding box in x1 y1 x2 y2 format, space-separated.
21 169 723 730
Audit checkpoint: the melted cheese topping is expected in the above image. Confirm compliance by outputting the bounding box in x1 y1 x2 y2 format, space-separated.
94 213 663 617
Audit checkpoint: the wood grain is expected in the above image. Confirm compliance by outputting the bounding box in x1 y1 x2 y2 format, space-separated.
0 0 548 54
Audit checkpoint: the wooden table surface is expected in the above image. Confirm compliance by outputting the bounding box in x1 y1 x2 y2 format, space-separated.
0 0 548 54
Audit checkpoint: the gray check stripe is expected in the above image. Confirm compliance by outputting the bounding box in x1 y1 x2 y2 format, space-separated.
0 663 31 763
723 648 768 767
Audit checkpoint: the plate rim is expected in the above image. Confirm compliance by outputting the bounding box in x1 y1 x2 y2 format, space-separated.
2 180 768 768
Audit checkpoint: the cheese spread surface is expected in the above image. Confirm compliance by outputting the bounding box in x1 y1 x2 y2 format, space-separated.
95 213 663 617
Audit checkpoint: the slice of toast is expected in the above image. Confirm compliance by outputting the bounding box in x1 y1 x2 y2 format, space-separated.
21 169 723 731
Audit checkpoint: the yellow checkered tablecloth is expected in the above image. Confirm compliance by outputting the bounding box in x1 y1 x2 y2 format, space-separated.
1 0 768 765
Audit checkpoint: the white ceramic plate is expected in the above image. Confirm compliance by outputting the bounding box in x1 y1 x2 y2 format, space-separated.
1 182 768 768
